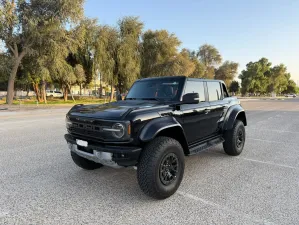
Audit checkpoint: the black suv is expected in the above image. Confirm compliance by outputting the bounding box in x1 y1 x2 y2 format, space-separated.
65 76 247 199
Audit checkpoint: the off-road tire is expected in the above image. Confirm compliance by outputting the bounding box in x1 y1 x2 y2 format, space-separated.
137 136 185 199
223 120 245 156
71 151 103 170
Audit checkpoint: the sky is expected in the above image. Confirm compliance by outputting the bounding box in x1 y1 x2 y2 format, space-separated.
84 0 299 83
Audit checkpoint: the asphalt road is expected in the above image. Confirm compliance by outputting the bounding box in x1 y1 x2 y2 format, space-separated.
1 98 299 225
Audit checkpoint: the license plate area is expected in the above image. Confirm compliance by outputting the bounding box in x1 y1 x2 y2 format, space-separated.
76 139 88 147
77 145 93 154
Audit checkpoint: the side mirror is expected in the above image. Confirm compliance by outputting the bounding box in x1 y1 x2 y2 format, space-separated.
182 93 200 104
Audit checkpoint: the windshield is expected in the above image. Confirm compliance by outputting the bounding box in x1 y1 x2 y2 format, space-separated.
126 77 185 101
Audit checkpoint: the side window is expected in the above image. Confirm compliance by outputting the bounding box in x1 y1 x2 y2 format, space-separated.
184 81 205 102
207 82 222 101
222 83 229 98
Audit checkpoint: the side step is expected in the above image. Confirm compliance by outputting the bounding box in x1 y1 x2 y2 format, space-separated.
188 136 224 155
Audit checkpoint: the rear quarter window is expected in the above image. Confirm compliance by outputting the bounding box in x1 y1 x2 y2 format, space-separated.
207 82 222 101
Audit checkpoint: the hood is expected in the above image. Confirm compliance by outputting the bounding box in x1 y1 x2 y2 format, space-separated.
68 100 163 120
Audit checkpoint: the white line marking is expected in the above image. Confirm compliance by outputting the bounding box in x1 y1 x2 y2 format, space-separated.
241 157 298 170
206 151 298 170
177 191 275 224
247 138 286 144
248 128 299 134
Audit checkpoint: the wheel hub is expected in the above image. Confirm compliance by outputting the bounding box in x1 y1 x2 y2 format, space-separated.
236 129 244 148
159 153 179 185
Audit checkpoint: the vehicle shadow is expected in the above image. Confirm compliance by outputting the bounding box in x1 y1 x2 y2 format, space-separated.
58 146 229 202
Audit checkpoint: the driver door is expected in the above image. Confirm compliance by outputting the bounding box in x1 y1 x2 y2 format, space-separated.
181 80 211 144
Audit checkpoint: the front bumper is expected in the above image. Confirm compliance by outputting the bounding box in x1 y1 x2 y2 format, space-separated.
64 134 142 167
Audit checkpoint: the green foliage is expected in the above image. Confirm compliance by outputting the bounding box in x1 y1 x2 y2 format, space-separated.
74 64 86 84
239 58 296 95
239 58 271 95
94 25 118 87
282 80 298 94
0 0 84 104
141 29 181 77
215 61 239 86
1 4 296 102
117 16 143 92
229 81 240 93
197 44 222 78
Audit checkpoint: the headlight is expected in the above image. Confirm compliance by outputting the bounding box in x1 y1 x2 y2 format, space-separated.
65 116 72 128
112 123 125 138
103 123 125 138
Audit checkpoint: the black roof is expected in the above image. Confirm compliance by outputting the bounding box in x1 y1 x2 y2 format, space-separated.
137 76 224 83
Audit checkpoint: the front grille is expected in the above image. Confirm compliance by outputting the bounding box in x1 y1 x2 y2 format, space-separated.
69 125 111 141
68 118 114 141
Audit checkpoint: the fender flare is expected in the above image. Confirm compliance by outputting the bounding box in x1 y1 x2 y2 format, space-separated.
223 105 247 130
139 117 186 143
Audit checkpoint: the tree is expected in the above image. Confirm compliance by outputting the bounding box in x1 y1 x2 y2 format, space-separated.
151 49 195 77
67 18 99 87
267 64 288 94
283 80 298 94
94 25 119 102
239 58 271 95
0 0 84 104
74 64 86 95
117 16 143 93
141 29 181 77
229 81 240 94
197 44 222 78
183 48 205 78
215 61 239 86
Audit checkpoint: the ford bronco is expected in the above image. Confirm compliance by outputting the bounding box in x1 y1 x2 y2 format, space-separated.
64 76 247 199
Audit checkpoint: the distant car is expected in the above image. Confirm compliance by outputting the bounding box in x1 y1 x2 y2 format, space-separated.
284 94 296 98
46 90 63 98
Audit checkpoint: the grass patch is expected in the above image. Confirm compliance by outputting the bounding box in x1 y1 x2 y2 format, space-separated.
0 98 110 105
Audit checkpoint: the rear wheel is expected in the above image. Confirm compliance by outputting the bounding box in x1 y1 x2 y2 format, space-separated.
71 151 103 170
137 137 185 199
223 120 245 156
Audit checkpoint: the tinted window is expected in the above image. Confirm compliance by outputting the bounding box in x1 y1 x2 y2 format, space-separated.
207 82 222 101
222 83 229 98
184 81 205 102
126 77 184 101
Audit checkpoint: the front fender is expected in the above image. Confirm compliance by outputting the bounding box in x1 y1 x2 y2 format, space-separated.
223 105 247 130
139 117 184 142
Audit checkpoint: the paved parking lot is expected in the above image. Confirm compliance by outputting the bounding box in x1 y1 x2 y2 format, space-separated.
1 99 299 225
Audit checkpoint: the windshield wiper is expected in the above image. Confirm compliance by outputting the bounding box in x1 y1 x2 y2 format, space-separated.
140 98 165 102
125 98 137 100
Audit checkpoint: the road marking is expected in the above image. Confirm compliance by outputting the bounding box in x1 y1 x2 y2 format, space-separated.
206 151 298 170
177 191 275 224
0 118 63 125
0 112 67 119
241 157 298 170
247 138 286 144
248 128 299 134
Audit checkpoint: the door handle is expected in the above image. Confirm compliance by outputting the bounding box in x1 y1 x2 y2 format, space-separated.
204 109 210 114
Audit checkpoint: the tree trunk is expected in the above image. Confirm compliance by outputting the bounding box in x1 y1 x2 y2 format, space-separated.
41 80 47 104
6 50 26 105
33 82 41 102
99 75 102 98
109 80 114 102
63 88 68 101
68 85 75 103
6 60 21 104
79 84 82 96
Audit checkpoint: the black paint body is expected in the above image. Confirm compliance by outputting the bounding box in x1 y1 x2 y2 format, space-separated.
65 76 247 166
